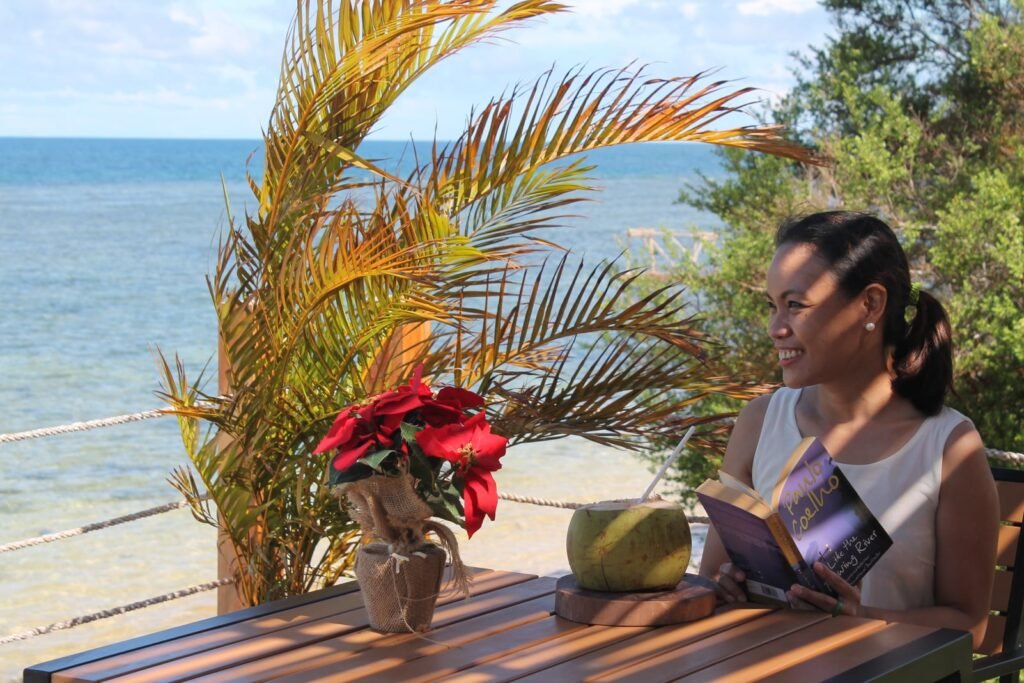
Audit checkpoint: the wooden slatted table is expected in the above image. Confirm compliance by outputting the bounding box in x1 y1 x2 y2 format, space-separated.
24 568 973 682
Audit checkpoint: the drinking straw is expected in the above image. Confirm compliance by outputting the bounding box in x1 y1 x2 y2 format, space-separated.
639 426 696 502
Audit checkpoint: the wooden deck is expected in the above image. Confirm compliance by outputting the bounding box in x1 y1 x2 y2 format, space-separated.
25 568 974 682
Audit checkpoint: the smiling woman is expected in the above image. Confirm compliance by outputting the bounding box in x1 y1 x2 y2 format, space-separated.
699 211 1000 650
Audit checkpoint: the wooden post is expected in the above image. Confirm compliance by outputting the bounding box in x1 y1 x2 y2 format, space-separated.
365 322 432 391
216 335 246 614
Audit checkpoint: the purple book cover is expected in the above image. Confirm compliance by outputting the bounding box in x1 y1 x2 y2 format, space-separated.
771 438 893 587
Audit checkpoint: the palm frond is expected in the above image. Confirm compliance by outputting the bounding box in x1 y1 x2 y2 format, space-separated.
444 256 705 379
259 0 567 244
490 335 721 449
408 254 760 448
420 63 819 227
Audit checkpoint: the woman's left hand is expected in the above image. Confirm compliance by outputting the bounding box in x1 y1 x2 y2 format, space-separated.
786 562 862 617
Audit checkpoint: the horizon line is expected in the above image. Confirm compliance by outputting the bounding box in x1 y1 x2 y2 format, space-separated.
0 134 699 145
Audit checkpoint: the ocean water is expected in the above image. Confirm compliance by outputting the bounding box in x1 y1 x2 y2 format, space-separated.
0 137 719 679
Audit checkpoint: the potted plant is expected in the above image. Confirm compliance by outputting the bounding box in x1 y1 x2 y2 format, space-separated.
315 364 505 631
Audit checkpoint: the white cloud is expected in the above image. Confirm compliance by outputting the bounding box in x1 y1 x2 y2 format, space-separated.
4 85 233 110
214 64 258 90
167 4 200 28
108 87 234 110
167 6 256 57
679 3 700 19
569 0 647 18
736 0 818 16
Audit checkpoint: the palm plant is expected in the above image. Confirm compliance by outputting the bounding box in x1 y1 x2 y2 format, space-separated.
160 0 817 607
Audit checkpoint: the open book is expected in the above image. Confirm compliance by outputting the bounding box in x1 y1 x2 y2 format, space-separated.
696 436 892 606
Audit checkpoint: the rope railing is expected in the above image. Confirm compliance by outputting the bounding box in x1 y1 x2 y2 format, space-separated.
0 408 170 444
494 492 584 510
0 489 700 645
0 490 707 646
496 492 711 524
0 578 235 645
3 408 1022 465
0 491 709 556
0 496 209 554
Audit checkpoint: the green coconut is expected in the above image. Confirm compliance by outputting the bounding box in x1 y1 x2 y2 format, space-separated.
566 499 691 592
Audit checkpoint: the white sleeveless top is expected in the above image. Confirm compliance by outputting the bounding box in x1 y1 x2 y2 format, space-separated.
751 387 970 611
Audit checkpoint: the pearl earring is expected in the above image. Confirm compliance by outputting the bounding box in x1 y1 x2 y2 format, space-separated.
865 322 876 332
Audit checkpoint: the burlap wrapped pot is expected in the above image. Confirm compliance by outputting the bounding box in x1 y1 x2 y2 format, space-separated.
339 467 470 633
355 542 446 632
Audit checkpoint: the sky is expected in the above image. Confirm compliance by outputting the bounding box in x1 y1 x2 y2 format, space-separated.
0 0 832 141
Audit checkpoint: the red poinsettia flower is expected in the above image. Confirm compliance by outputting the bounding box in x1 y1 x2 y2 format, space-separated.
313 404 381 472
414 412 508 536
368 365 432 429
314 366 436 473
462 468 498 538
316 365 508 538
314 405 358 454
420 386 484 427
362 389 423 435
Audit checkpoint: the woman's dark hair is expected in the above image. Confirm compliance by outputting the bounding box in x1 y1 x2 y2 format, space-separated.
775 211 953 415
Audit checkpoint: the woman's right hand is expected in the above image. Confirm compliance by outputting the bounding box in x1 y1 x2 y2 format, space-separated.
714 562 748 603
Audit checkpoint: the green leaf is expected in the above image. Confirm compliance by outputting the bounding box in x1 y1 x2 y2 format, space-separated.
400 421 423 443
426 485 464 526
329 462 375 487
357 449 398 473
407 445 440 496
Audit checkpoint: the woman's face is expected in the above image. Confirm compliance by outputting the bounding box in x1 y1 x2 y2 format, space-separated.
765 242 871 388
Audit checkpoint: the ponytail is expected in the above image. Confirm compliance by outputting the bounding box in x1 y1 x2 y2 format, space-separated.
891 290 954 416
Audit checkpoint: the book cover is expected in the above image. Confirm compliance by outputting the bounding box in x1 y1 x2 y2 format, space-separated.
771 437 893 587
697 436 892 606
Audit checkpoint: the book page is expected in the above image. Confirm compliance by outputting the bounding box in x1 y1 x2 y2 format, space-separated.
718 470 771 507
697 478 773 519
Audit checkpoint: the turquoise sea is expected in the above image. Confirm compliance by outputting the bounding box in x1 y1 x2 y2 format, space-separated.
0 138 719 679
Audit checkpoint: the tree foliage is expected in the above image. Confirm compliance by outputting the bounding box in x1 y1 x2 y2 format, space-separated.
157 0 815 606
663 0 1024 467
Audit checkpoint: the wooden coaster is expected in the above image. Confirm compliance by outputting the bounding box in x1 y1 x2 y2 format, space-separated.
554 573 716 626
